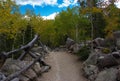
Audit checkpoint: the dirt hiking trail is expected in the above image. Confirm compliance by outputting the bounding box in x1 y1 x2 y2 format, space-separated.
38 51 88 81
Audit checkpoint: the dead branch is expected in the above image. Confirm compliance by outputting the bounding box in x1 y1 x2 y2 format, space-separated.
1 55 41 81
1 35 39 58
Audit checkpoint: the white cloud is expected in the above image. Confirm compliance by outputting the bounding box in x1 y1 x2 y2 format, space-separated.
15 0 57 6
115 0 120 8
58 0 71 8
58 0 78 8
70 0 78 5
42 12 59 20
14 0 78 8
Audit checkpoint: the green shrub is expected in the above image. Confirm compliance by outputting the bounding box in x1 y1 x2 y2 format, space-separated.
101 48 111 54
77 46 90 61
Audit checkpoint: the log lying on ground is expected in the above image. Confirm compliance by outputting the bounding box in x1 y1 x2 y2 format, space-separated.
0 34 51 81
38 40 49 54
29 51 49 66
2 35 39 58
18 51 27 60
1 55 41 81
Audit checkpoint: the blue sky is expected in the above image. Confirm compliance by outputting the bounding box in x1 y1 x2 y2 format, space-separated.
14 0 78 19
14 0 120 19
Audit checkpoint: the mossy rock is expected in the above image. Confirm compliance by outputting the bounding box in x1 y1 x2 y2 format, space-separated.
101 48 111 54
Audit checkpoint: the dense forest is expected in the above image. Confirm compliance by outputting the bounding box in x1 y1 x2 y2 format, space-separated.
0 0 120 52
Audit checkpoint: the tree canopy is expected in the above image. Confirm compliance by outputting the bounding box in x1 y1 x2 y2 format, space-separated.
0 0 120 51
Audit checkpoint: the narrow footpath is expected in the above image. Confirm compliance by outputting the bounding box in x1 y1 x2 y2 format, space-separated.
38 51 88 81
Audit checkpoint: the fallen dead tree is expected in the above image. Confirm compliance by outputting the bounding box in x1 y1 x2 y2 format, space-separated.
0 34 51 81
1 34 39 60
1 56 41 81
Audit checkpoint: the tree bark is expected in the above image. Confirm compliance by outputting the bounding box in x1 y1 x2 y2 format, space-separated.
2 55 41 81
2 35 39 58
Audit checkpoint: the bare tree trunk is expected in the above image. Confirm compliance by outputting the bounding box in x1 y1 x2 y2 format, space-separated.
75 24 78 43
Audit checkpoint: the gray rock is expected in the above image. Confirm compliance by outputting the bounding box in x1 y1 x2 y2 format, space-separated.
31 45 50 54
97 54 118 68
14 60 31 69
0 53 50 81
41 66 51 73
44 45 50 53
11 78 20 81
112 51 120 63
31 47 43 53
32 62 41 75
116 38 120 49
113 31 120 38
83 52 99 66
0 59 21 76
0 72 6 80
83 65 99 81
95 68 118 81
66 37 75 49
112 52 120 58
23 54 34 61
93 38 105 47
22 69 37 80
83 65 98 76
19 75 29 81
0 58 38 80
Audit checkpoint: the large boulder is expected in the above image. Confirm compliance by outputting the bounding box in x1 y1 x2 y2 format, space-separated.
83 52 99 66
95 68 118 81
93 38 105 47
82 52 100 81
0 72 6 80
111 51 120 65
65 37 75 49
0 58 41 80
22 69 37 80
97 54 118 68
0 58 25 76
90 37 116 52
113 31 120 38
83 65 99 81
83 51 119 69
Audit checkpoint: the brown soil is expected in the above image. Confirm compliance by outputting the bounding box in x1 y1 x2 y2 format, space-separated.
38 51 88 81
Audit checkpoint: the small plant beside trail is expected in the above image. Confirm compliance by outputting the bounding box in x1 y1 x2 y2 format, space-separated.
76 46 90 61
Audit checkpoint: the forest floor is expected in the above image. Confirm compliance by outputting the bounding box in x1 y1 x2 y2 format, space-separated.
38 51 88 81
